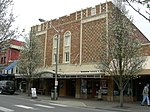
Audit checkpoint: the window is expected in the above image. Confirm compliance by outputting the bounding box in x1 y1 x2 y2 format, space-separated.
4 57 6 64
65 33 71 46
91 7 96 16
11 68 14 74
52 35 59 64
54 53 57 63
53 37 57 48
1 57 3 64
63 32 71 63
16 67 19 74
65 51 70 62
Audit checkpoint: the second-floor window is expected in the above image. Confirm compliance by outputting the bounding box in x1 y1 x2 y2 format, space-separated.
52 35 59 64
4 57 6 63
65 51 70 62
63 31 71 63
1 56 6 64
1 57 3 64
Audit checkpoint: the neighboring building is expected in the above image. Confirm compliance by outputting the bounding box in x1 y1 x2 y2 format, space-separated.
0 39 24 75
30 1 150 101
136 43 150 101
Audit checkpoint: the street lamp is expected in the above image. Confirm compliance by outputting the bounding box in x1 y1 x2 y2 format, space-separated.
39 18 59 100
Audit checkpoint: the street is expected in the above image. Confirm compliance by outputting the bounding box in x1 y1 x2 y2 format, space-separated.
0 94 117 112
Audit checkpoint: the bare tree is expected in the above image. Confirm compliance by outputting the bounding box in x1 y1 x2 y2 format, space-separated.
18 33 44 96
98 0 146 107
0 0 17 59
0 0 16 42
124 0 150 21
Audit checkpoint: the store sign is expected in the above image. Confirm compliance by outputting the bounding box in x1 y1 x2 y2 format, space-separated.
41 73 53 78
31 88 37 98
55 81 58 86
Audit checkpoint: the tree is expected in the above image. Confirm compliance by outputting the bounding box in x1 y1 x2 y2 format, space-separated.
97 0 146 107
0 0 17 59
18 33 44 96
124 0 150 21
0 0 16 42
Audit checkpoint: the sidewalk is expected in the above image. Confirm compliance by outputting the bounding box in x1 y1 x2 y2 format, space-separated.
17 92 150 112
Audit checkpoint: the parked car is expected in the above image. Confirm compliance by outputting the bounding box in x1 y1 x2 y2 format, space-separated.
0 80 15 95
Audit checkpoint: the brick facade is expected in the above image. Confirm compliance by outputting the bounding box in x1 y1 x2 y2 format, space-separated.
31 1 149 71
141 43 150 56
30 1 150 101
0 39 24 65
0 39 24 75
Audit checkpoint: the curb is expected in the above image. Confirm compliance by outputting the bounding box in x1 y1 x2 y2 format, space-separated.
41 99 133 112
16 93 146 112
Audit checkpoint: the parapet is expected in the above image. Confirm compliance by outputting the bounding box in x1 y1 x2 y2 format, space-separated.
31 1 113 33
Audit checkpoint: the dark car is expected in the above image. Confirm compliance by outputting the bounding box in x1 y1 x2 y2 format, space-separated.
0 80 15 95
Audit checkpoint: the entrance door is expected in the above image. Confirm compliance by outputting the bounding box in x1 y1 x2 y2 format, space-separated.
136 81 144 101
66 79 76 97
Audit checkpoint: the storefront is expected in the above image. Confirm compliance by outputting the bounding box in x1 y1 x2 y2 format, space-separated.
80 78 108 99
58 72 103 99
15 70 150 102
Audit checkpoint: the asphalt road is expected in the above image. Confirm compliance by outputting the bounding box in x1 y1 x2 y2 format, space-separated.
0 94 116 112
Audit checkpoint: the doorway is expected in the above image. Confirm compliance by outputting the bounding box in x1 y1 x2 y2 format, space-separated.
66 79 76 97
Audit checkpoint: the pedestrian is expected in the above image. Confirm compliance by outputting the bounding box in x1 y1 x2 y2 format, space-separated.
141 84 150 106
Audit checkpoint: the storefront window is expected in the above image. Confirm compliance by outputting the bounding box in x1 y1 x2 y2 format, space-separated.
100 80 108 95
113 83 119 96
124 81 133 96
113 80 133 96
81 79 87 94
87 80 92 94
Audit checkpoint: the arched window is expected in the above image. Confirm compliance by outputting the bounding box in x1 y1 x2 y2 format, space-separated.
63 31 71 63
52 34 59 64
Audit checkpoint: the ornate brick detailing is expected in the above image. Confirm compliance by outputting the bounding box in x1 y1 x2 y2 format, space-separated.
82 19 106 63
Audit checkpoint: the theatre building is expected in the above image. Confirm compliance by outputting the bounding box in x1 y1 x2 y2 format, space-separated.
30 1 150 101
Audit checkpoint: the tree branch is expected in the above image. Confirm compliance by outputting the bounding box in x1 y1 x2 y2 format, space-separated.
125 0 150 22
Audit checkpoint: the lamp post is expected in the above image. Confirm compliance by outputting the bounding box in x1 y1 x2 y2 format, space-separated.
39 18 59 100
54 33 59 100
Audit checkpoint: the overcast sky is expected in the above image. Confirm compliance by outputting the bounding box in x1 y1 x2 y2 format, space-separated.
13 0 150 40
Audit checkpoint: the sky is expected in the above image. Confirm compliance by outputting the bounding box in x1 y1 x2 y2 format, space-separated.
12 0 150 40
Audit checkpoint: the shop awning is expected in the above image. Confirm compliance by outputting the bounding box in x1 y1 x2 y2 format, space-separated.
59 71 104 78
4 61 17 70
0 74 15 77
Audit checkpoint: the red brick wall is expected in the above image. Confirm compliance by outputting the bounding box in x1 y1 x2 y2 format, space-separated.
82 19 106 63
0 39 24 65
45 21 81 66
46 31 53 66
141 44 150 56
132 26 149 43
6 48 20 63
10 39 24 46
31 1 149 66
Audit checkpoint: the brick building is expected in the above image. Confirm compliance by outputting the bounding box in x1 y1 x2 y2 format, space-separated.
0 39 24 75
30 1 150 101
